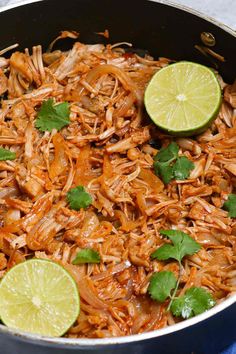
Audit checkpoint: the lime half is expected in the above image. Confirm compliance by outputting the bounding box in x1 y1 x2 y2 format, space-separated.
145 61 222 136
0 259 80 337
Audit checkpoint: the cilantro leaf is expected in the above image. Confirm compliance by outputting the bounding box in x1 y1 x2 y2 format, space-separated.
223 194 236 217
173 156 194 180
151 229 201 263
72 249 101 264
0 148 16 161
35 98 70 132
171 287 215 319
151 244 179 261
155 142 179 162
153 142 193 184
67 186 92 210
154 162 173 184
148 271 177 302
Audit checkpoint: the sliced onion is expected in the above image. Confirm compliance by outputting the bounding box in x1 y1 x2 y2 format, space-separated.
79 212 100 239
81 64 142 102
63 263 86 284
78 277 108 309
91 261 131 281
0 187 19 199
114 92 136 117
4 209 21 226
131 314 150 334
49 133 68 180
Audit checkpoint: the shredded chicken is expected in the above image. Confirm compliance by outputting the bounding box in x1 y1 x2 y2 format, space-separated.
0 36 235 339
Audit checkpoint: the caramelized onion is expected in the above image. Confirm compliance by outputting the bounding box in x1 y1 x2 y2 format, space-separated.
82 64 142 102
78 277 108 309
91 261 131 281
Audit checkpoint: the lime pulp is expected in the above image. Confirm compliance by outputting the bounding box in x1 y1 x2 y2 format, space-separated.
0 259 80 337
144 61 222 136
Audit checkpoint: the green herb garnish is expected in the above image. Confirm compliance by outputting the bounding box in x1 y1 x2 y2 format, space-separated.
148 271 177 303
223 194 236 217
148 229 214 318
172 156 195 180
153 142 194 184
35 98 70 132
0 148 16 161
72 249 101 264
171 287 216 319
67 186 92 210
155 141 179 162
151 229 201 263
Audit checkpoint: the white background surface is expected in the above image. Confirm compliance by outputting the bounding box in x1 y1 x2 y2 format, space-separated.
175 0 236 29
0 0 235 29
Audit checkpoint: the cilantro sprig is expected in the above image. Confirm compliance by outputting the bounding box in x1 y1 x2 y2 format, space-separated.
0 148 16 161
148 229 215 318
171 287 216 319
67 186 92 210
148 271 177 303
72 249 101 264
151 230 201 263
223 194 236 218
35 98 70 132
153 142 194 184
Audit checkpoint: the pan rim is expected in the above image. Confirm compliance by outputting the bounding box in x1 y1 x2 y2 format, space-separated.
0 293 235 346
0 0 235 37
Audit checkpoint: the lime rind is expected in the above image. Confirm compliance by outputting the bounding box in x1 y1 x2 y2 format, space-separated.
0 259 80 337
145 61 222 136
